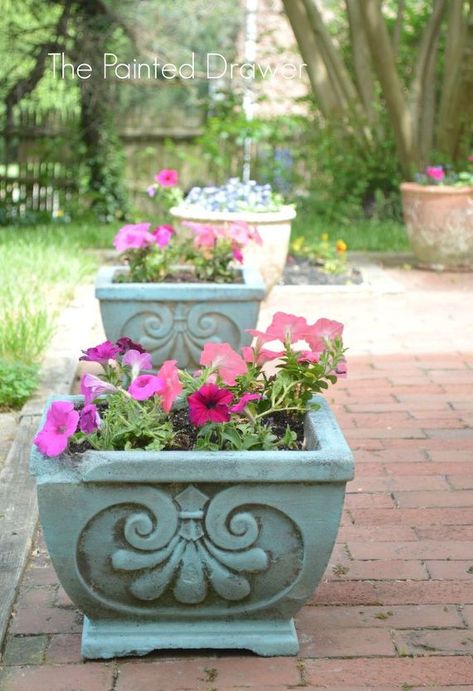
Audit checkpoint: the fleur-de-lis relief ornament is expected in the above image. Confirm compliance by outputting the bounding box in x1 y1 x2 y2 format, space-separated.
111 486 269 604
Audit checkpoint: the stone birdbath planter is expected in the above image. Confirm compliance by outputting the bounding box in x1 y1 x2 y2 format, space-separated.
30 394 353 659
96 265 265 370
401 182 473 270
170 205 296 289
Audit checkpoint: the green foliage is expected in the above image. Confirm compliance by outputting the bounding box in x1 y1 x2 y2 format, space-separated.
85 393 175 451
194 420 298 452
0 359 39 410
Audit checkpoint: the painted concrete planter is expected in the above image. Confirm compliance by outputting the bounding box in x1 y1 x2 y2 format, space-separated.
30 395 353 660
170 205 296 289
95 265 265 370
401 182 473 270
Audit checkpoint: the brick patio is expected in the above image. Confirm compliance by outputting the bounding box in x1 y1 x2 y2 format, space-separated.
1 265 472 689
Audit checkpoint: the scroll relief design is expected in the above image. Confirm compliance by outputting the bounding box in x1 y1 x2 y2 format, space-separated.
121 303 240 368
111 486 269 604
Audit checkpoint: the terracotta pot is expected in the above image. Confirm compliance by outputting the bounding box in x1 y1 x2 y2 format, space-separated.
400 182 473 270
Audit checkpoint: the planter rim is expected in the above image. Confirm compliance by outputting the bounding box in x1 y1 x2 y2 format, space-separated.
400 182 473 195
95 265 266 301
170 204 296 223
30 394 354 484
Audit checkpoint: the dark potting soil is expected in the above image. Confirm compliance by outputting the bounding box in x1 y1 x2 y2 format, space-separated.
114 270 243 285
282 256 363 286
68 407 305 455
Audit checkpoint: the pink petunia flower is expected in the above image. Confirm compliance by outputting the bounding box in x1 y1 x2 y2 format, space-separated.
229 221 262 247
335 358 348 378
157 360 182 413
230 392 262 414
152 225 174 248
128 374 164 401
79 404 101 434
154 169 178 187
116 337 146 355
80 340 119 365
147 185 157 198
297 350 323 364
241 343 284 366
188 383 233 426
122 349 153 380
80 374 117 405
248 312 309 345
426 166 445 182
113 223 155 253
232 244 244 263
34 401 79 457
184 222 219 249
304 318 344 351
200 342 247 385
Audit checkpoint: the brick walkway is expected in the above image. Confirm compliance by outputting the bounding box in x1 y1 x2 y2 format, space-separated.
1 266 473 689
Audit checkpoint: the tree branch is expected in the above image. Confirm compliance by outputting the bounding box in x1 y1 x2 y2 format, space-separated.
345 0 376 121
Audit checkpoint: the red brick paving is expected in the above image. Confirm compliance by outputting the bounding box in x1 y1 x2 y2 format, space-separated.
1 269 473 689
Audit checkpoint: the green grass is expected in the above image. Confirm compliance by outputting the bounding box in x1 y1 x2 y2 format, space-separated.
292 213 409 252
0 221 113 409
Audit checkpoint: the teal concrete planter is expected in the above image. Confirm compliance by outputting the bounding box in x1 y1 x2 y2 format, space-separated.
30 395 353 659
95 266 266 369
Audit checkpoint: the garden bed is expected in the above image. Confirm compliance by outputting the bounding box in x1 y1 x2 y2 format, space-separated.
282 256 363 286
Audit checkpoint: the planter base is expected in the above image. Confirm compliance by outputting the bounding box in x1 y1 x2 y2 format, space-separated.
81 616 299 659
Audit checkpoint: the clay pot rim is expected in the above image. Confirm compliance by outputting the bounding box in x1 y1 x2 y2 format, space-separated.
170 204 297 223
400 182 473 195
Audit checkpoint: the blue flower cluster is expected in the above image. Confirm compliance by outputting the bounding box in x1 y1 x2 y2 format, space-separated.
183 178 283 212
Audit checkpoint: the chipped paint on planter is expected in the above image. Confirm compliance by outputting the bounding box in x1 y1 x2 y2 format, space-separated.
30 395 354 659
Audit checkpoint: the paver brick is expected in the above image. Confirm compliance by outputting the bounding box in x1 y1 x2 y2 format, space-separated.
394 490 473 508
349 507 473 527
297 604 463 630
0 663 114 691
2 635 47 666
327 559 429 581
426 560 473 580
393 628 473 656
304 655 473 687
312 580 473 606
298 626 396 658
347 539 473 560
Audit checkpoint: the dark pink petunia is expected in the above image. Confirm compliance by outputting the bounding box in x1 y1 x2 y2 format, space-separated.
113 223 156 253
115 337 146 355
188 383 233 426
34 401 79 457
152 224 174 248
154 169 178 187
79 340 119 365
425 166 445 182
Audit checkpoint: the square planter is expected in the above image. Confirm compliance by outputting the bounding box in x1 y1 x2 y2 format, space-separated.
95 265 266 370
170 206 296 289
30 395 354 659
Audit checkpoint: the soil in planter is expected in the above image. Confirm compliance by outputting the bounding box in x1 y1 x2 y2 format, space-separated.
282 256 363 286
68 406 306 455
114 269 243 285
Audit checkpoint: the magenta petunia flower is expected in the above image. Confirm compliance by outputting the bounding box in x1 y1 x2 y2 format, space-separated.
248 312 309 345
188 383 233 426
128 374 164 401
113 223 155 253
79 340 119 365
34 401 79 457
154 169 178 187
115 337 146 355
80 374 117 405
152 224 174 248
79 404 101 434
426 166 445 182
304 318 344 351
157 360 182 413
200 342 247 385
232 244 244 263
229 392 262 414
122 349 153 380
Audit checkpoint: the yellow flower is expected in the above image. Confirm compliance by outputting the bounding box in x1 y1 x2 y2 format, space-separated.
321 233 329 242
53 209 64 218
336 239 347 253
